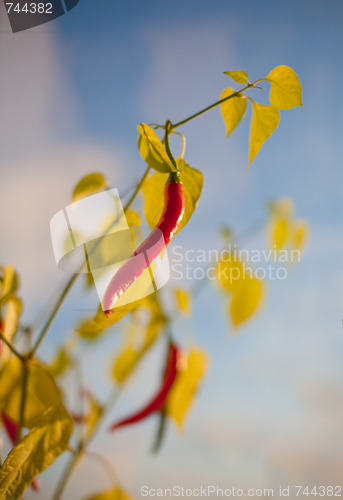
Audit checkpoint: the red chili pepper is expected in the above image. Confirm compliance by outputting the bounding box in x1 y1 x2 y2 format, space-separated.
1 411 40 492
1 411 17 444
109 343 179 432
103 172 185 315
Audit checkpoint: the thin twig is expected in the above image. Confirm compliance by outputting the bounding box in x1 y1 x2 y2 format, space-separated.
0 331 23 361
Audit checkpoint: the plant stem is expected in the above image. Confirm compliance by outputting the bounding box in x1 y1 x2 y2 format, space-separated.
164 121 178 169
52 387 120 500
172 84 253 129
30 165 151 358
0 331 23 360
29 274 78 358
123 165 151 212
52 450 79 500
84 450 119 486
17 361 29 441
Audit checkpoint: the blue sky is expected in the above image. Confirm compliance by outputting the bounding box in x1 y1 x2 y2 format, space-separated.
1 0 343 498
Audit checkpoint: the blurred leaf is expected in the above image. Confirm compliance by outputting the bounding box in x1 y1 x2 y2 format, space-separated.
49 348 71 378
112 304 166 384
77 298 145 338
175 288 192 315
143 158 203 234
229 277 264 328
1 296 22 363
77 294 163 337
267 197 294 217
292 219 309 251
167 349 208 431
0 265 19 305
85 486 133 500
248 102 280 167
125 209 141 227
112 346 140 385
73 173 108 202
0 359 63 428
84 391 103 439
220 226 233 240
216 255 245 293
138 123 174 173
265 65 303 110
270 217 290 251
0 404 73 499
223 70 249 84
220 88 247 137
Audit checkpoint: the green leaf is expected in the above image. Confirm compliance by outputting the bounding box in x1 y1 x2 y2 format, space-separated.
49 348 72 377
112 310 165 384
223 70 249 84
1 296 22 363
77 294 162 336
167 348 208 430
0 266 19 305
265 65 303 110
0 405 73 500
174 288 192 316
143 158 203 234
248 102 280 167
0 359 64 429
229 277 264 328
77 299 143 337
220 88 247 137
73 173 108 202
84 486 133 500
138 123 174 173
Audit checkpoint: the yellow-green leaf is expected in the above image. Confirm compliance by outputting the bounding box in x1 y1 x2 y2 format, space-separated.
143 158 203 234
229 277 264 328
220 225 233 240
138 123 174 173
73 173 108 202
112 346 140 384
270 217 290 251
175 288 192 315
0 405 73 500
0 266 19 305
85 486 133 500
84 392 103 439
125 209 140 227
0 359 63 428
216 255 245 293
268 197 294 218
167 348 208 431
223 70 249 84
49 348 72 377
220 88 247 137
265 65 303 110
292 219 309 251
77 298 146 337
248 102 280 167
78 294 164 337
112 307 166 384
1 297 22 363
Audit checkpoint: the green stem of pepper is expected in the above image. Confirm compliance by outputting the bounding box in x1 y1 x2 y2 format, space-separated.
171 83 255 129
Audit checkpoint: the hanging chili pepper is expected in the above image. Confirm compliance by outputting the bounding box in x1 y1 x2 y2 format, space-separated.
109 342 180 432
103 172 185 315
1 411 40 492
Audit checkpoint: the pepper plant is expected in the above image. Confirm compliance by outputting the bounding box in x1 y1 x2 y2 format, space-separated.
0 65 306 499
